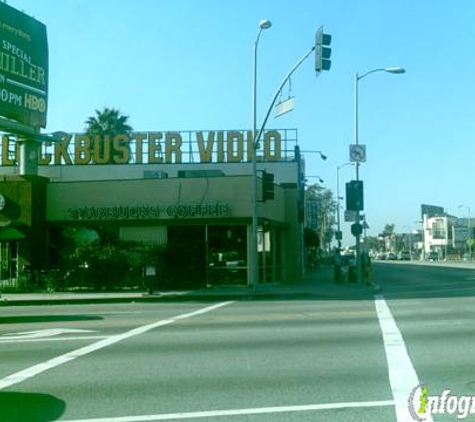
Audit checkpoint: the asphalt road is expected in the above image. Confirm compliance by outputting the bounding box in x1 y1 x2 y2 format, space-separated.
1 262 475 421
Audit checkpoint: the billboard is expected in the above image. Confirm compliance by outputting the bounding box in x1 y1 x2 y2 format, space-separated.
0 2 48 128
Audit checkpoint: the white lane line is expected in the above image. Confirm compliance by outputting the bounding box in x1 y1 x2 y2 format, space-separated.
60 400 395 421
375 295 433 422
0 301 234 391
1 328 98 340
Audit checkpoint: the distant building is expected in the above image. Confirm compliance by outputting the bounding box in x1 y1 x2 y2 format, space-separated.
451 217 475 255
422 211 456 259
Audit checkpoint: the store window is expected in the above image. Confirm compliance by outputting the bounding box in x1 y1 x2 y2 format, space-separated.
208 225 247 285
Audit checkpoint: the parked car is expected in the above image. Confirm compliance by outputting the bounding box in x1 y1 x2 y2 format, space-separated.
398 251 411 261
386 252 398 260
428 251 439 261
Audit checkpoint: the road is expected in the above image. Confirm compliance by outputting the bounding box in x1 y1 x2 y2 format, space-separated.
1 262 475 421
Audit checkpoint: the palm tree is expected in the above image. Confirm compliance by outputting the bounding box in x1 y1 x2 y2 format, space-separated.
382 223 395 252
85 107 133 164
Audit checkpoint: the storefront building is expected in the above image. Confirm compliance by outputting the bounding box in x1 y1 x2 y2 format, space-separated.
0 129 305 289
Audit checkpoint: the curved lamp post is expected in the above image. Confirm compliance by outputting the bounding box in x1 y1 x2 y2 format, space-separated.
306 175 325 184
301 150 328 161
251 19 272 290
354 66 405 285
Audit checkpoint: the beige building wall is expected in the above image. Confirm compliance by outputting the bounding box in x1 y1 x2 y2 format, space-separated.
46 175 301 284
47 176 256 222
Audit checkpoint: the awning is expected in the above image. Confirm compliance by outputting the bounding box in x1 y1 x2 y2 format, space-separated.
0 227 26 241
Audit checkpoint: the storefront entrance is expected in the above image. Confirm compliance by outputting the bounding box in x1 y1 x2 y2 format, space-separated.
207 225 247 285
167 224 281 286
167 224 248 286
166 226 207 287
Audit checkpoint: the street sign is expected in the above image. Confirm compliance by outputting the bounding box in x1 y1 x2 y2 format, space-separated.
349 144 366 163
345 210 357 222
274 97 294 118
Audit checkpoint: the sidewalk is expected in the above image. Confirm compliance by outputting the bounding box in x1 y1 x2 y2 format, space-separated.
0 267 377 306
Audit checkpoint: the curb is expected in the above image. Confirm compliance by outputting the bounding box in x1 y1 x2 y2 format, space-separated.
0 287 381 307
0 270 382 306
0 292 318 306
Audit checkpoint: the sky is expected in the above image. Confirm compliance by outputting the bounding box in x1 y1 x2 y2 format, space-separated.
5 0 475 240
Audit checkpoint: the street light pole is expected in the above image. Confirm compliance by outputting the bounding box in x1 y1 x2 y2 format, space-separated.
251 29 321 289
251 19 272 291
458 204 472 261
469 208 472 261
354 66 405 285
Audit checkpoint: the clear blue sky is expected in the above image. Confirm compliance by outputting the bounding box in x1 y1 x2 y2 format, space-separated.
9 0 475 239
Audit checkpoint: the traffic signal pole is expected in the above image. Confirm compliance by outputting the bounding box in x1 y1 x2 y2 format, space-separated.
355 73 363 285
250 45 315 291
251 27 331 290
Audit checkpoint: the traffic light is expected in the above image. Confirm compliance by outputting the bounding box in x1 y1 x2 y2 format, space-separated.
346 180 364 211
262 171 275 201
315 26 332 75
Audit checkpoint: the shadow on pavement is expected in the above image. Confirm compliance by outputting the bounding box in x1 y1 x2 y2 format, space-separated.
0 314 103 324
372 262 475 301
0 391 66 421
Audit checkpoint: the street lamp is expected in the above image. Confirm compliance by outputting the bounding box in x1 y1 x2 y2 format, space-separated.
354 66 405 285
251 19 272 290
306 175 324 184
355 66 406 173
301 150 328 161
458 204 472 261
336 163 354 251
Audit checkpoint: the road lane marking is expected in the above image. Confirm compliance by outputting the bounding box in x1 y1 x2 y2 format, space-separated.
0 328 97 340
375 295 433 422
0 335 107 344
0 301 234 391
60 400 395 421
